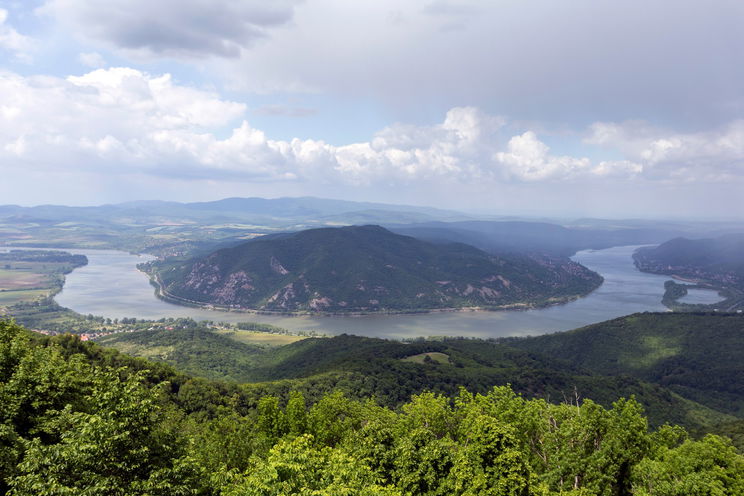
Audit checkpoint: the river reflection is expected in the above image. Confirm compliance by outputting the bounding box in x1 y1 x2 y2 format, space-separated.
28 244 675 339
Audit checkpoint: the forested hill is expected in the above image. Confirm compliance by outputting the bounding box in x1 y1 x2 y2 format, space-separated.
507 312 744 418
633 234 744 289
3 319 743 494
98 312 744 434
143 225 602 313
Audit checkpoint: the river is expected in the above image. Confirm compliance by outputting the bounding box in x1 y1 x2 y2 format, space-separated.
18 244 679 339
677 288 724 305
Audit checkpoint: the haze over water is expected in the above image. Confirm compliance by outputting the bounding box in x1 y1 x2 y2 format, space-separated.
47 244 701 339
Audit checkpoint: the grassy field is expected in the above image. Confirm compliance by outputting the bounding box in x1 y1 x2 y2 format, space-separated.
0 289 50 306
0 251 88 309
0 261 64 305
0 267 50 289
401 351 451 364
100 342 176 361
213 328 305 347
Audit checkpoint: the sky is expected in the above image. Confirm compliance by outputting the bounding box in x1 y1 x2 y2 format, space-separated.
1 0 743 219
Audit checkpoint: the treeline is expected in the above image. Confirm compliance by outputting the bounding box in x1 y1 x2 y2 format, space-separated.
98 322 739 431
1 320 742 495
0 250 87 268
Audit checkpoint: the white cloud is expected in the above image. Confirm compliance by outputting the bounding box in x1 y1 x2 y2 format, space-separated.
0 67 741 194
39 0 301 58
586 121 744 181
496 132 590 181
0 8 34 62
496 132 643 181
0 73 509 184
0 68 246 175
66 68 246 129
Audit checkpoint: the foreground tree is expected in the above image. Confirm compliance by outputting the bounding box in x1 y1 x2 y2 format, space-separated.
2 320 743 495
0 321 204 495
632 434 744 495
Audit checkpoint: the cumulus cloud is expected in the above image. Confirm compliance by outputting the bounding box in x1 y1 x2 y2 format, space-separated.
39 0 301 58
586 121 744 181
496 132 590 181
0 8 34 62
0 72 507 184
0 67 741 192
0 68 247 176
496 132 643 181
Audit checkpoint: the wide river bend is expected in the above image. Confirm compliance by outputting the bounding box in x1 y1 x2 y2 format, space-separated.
18 244 705 339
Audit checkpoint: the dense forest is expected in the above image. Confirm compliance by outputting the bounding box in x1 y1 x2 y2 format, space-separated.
2 319 743 495
506 312 744 418
98 313 744 434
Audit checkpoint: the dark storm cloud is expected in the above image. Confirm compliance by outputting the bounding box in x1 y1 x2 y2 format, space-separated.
223 0 744 130
41 0 301 58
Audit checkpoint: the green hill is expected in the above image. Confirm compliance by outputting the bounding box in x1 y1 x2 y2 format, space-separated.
142 225 602 313
633 234 744 294
98 313 744 432
5 319 744 494
507 312 744 417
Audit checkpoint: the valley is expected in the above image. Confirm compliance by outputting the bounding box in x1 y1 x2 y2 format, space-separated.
2 199 744 494
4 244 673 339
6 5 744 492
96 311 744 436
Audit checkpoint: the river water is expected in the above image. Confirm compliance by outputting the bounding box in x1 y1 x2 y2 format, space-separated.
23 244 678 339
677 288 724 305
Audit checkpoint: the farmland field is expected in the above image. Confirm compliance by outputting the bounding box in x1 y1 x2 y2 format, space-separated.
0 250 88 307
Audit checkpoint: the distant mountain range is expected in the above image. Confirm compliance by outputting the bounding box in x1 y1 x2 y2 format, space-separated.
0 196 471 228
141 225 603 313
3 196 742 256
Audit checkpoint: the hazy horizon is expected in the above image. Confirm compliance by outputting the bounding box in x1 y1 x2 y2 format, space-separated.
3 194 744 224
2 1 743 219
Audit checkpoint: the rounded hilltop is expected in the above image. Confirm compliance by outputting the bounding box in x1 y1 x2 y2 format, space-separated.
142 225 602 314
